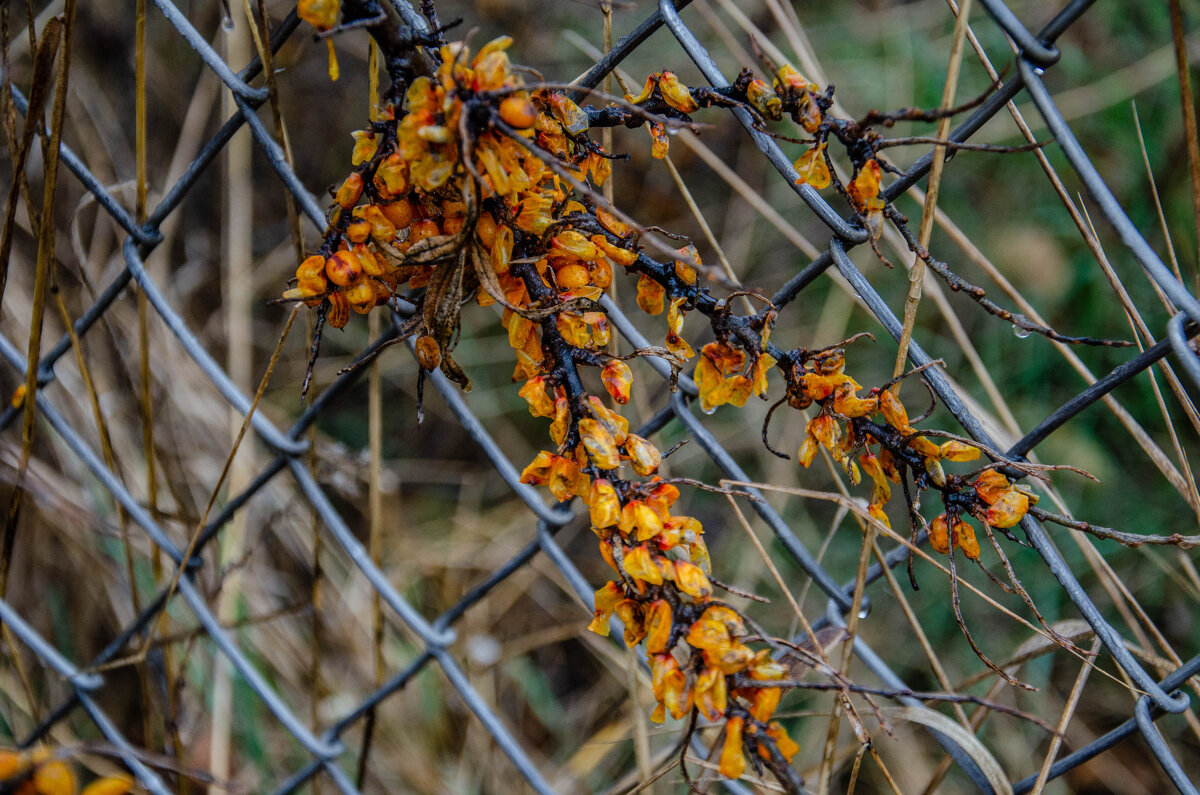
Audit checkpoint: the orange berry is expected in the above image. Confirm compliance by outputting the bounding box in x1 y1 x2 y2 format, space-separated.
379 198 415 231
0 749 23 778
33 760 75 795
346 218 371 243
555 263 591 290
499 96 538 129
416 335 441 370
297 254 326 281
325 251 363 287
80 776 135 795
408 219 440 247
476 212 498 248
362 205 397 241
344 281 376 314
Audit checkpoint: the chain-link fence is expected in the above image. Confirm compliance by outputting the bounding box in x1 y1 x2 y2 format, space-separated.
1 0 1199 792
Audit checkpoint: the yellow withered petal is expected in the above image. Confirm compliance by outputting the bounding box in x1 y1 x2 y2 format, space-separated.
644 599 672 654
974 468 1011 505
518 377 556 418
658 71 699 112
674 559 712 599
614 599 646 646
624 434 661 476
749 686 781 722
764 721 800 763
984 489 1029 530
33 760 76 795
589 479 621 529
928 514 952 554
662 667 692 719
623 543 664 585
694 667 728 722
80 777 135 795
793 144 831 189
636 274 665 315
588 580 623 636
579 418 621 470
601 359 632 405
719 717 747 779
954 516 982 559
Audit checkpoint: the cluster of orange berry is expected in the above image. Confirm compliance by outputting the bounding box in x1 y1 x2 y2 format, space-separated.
287 7 1032 783
0 748 132 795
784 346 1033 554
282 27 809 778
930 468 1035 558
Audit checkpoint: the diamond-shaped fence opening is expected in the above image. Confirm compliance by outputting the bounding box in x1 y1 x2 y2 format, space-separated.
0 0 1198 792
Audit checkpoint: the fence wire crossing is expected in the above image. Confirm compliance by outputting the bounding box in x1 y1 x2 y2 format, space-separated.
1 0 1199 792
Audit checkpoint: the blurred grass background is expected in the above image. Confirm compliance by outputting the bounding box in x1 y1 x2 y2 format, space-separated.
0 0 1198 791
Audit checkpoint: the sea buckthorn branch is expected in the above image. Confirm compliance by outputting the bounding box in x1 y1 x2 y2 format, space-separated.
274 22 1005 789
883 204 1135 348
303 0 443 92
280 28 827 782
774 351 1062 685
717 57 1132 349
281 5 1180 788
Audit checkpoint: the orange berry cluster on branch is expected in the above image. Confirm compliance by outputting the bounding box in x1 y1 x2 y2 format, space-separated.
928 468 1036 558
580 479 801 777
695 340 775 414
285 14 1022 786
284 31 657 388
278 8 1159 785
781 344 1036 557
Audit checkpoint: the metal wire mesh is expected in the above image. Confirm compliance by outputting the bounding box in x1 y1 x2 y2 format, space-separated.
1 0 1199 792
